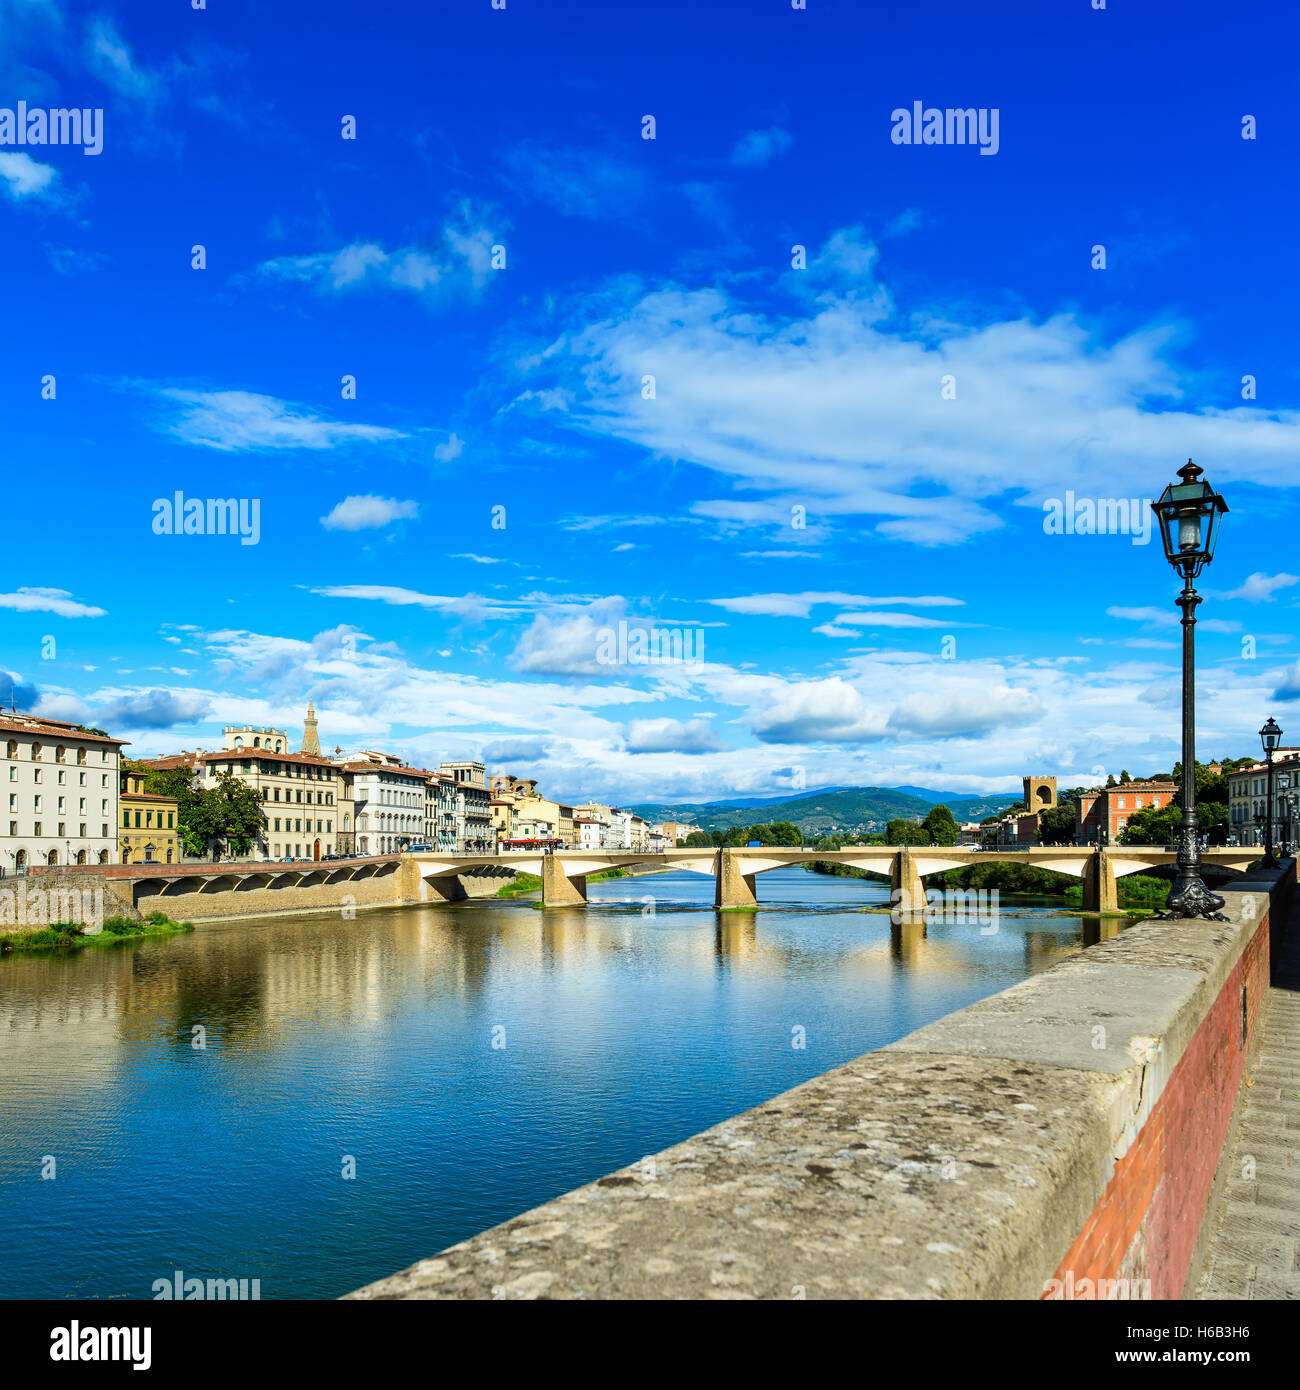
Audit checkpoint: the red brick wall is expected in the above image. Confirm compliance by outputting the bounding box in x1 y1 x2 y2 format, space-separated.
1046 905 1270 1299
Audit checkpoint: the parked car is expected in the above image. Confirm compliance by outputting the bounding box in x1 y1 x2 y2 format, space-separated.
406 842 435 852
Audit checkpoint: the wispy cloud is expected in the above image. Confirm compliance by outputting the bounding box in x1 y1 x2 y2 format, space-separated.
731 127 792 167
85 15 164 105
0 151 61 203
0 587 106 618
321 496 419 531
1217 572 1299 603
499 139 649 219
250 205 500 303
708 592 964 618
145 387 407 452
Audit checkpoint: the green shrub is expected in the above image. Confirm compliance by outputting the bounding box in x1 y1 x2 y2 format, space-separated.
101 916 146 936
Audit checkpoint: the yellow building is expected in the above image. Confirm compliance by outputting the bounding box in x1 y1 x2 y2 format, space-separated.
119 769 181 865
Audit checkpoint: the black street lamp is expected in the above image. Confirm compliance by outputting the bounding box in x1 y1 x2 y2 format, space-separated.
1151 460 1230 920
1259 717 1282 868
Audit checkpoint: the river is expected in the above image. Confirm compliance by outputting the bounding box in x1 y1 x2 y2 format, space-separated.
0 867 1113 1299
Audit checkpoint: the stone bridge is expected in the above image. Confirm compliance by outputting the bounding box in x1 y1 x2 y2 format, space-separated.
407 844 1262 911
24 845 1262 919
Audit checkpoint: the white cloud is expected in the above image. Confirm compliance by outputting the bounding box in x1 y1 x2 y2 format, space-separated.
320 495 418 531
1108 604 1240 634
1219 572 1299 603
748 678 888 745
832 610 954 630
513 227 1300 546
886 685 1041 737
625 717 725 754
0 151 60 202
85 15 163 104
252 207 499 303
433 431 464 462
150 388 406 451
731 127 793 167
708 591 964 618
511 609 611 676
0 586 105 618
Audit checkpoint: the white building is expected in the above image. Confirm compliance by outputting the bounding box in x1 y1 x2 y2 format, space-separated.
1228 750 1300 845
334 752 427 855
575 812 609 849
439 761 493 852
1 713 124 870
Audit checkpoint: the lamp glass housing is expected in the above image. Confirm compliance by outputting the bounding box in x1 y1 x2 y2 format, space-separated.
1151 462 1228 577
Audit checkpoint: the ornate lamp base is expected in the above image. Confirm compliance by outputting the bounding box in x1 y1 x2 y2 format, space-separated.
1153 874 1228 922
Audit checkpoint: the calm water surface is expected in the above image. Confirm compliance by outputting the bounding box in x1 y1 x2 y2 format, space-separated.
0 868 1100 1299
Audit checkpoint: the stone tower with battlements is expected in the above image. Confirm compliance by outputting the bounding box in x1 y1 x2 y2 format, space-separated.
301 699 322 758
1023 775 1057 812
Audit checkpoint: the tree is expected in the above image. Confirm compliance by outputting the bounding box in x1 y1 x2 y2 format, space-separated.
683 830 713 849
1119 803 1180 846
885 818 927 846
921 804 959 846
190 770 266 859
1118 769 1132 784
1038 801 1078 845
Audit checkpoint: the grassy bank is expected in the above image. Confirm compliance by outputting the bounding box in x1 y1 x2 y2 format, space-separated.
494 866 632 899
495 872 543 898
0 910 194 956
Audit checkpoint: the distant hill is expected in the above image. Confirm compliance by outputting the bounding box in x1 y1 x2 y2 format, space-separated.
626 785 1017 836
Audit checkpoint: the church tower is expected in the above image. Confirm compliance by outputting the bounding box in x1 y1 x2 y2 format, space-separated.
301 699 322 758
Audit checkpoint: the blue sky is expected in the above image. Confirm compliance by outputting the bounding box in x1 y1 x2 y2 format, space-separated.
3 0 1300 804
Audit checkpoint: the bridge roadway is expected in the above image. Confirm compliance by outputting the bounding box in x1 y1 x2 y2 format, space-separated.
407 844 1262 910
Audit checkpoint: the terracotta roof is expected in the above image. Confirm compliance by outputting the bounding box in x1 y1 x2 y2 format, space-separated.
0 714 126 746
197 749 339 770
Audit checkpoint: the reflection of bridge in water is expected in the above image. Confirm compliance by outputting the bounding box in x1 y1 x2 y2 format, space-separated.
407 845 1261 911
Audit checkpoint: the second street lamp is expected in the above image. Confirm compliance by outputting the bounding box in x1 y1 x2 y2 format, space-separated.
1150 460 1230 920
1260 716 1282 868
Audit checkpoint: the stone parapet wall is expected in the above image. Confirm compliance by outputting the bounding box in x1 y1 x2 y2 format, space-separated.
346 865 1292 1301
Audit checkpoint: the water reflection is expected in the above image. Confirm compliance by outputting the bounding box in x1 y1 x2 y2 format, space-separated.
0 868 1127 1300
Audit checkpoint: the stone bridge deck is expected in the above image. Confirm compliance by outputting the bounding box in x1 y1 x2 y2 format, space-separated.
407 845 1262 911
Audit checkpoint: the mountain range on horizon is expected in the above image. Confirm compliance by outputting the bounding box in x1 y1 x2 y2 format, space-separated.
622 784 1020 835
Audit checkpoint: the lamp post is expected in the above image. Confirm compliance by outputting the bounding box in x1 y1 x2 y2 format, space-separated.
1259 718 1282 867
1151 460 1230 920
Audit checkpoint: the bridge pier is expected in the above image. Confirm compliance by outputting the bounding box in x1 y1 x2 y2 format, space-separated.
715 849 758 909
1082 849 1117 913
890 847 927 921
542 855 588 907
